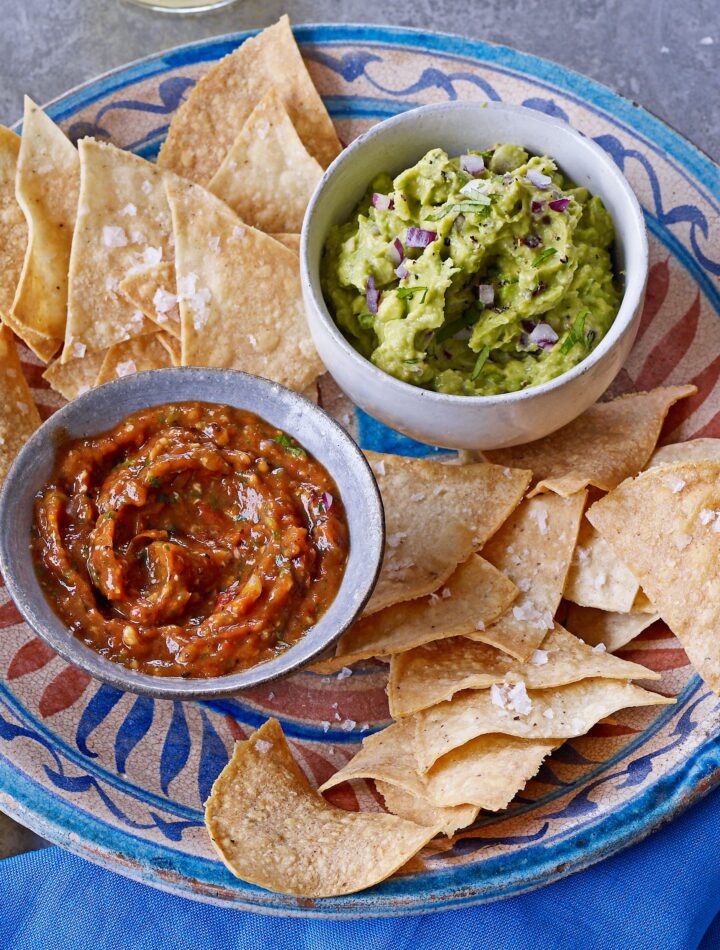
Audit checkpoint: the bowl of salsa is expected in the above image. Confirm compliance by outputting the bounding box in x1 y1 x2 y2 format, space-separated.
0 367 384 699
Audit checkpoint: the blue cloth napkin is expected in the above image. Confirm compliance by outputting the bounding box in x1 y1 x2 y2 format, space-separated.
1 786 719 950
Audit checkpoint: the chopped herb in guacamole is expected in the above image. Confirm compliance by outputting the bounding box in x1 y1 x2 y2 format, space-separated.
321 144 621 396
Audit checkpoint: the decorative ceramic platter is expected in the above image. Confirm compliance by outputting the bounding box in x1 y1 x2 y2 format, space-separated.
1 25 719 918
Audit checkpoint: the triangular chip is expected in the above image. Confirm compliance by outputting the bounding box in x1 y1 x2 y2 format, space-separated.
1 311 59 364
205 719 438 898
167 178 322 390
272 233 300 253
0 127 25 318
208 87 323 233
319 717 556 811
466 492 586 660
587 460 720 692
158 15 341 184
413 678 672 773
64 139 171 358
95 333 173 386
649 438 720 469
0 325 42 486
311 555 518 673
484 386 697 496
363 453 531 615
12 98 78 344
388 623 659 718
43 348 107 400
564 602 660 653
563 516 640 612
375 780 478 839
118 262 180 340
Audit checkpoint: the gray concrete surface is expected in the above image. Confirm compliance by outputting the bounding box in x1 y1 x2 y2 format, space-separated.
0 0 717 862
1 0 718 159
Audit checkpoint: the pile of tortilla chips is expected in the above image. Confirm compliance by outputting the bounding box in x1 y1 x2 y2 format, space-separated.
206 383 705 897
0 15 333 409
0 15 709 902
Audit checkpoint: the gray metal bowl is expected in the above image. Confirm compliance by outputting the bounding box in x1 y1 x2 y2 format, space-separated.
0 367 384 700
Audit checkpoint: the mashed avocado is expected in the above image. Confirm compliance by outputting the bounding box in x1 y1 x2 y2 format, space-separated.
321 144 621 396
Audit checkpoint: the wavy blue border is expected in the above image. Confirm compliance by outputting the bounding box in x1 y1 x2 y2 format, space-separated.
2 24 718 918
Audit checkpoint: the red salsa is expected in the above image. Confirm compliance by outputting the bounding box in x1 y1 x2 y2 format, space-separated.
32 402 349 678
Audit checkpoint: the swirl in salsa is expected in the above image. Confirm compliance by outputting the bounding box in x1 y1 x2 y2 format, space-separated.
32 402 349 678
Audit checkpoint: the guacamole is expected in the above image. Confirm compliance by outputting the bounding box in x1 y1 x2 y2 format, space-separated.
321 144 621 396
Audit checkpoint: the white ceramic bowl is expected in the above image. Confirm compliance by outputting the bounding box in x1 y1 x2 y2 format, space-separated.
301 101 648 450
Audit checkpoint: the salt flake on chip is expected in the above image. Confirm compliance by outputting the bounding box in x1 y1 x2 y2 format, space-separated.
103 225 128 248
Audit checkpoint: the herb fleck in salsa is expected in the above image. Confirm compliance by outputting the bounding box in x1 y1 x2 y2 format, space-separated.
32 402 349 678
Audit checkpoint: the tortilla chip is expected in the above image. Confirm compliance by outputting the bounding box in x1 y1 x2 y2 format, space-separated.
564 603 660 653
465 492 586 660
484 386 697 496
167 179 323 390
375 780 478 838
64 139 170 358
588 460 720 692
0 127 25 311
156 331 181 367
563 517 640 612
118 262 180 340
0 326 42 485
649 438 720 469
632 589 655 613
205 719 438 898
43 348 107 400
95 333 173 386
413 678 672 774
310 554 518 674
208 87 322 233
319 717 556 811
1 312 59 364
158 15 341 185
12 99 78 345
388 622 659 718
272 233 300 253
363 453 531 615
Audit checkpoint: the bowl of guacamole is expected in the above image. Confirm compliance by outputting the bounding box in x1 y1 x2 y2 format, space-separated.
301 101 648 449
321 143 621 397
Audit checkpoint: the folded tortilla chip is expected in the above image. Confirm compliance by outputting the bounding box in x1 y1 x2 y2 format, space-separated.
319 717 555 810
118 262 180 340
167 179 323 392
413 678 671 774
205 719 438 898
465 492 586 660
484 386 697 497
375 780 478 838
65 139 171 358
159 15 341 185
43 348 107 400
12 98 78 345
310 554 518 674
389 622 658 718
563 517 640 612
649 438 720 469
363 453 531 615
208 87 322 233
564 602 660 653
95 333 173 386
0 325 42 486
588 460 720 692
